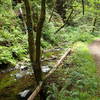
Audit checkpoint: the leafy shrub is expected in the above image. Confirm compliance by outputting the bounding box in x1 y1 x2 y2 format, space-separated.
0 46 16 68
0 0 28 68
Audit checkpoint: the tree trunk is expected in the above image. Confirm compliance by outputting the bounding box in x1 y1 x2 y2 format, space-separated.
18 7 28 34
92 17 97 33
82 0 85 15
35 0 46 84
48 7 55 22
35 0 46 99
55 0 66 23
23 0 42 85
28 48 71 100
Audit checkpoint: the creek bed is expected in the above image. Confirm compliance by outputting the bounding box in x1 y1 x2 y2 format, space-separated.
0 47 67 100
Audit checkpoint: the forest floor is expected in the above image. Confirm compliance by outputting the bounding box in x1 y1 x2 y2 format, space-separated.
89 39 100 75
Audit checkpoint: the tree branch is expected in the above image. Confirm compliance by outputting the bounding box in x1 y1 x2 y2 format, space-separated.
54 9 74 34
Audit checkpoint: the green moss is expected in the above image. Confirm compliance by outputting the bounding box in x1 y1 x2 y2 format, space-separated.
0 73 16 90
0 73 35 100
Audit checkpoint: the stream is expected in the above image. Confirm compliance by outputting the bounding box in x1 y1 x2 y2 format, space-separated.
0 47 66 100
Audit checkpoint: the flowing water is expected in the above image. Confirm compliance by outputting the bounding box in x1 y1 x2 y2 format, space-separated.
0 47 65 100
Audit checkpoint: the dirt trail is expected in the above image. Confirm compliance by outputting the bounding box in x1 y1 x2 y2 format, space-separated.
89 39 100 75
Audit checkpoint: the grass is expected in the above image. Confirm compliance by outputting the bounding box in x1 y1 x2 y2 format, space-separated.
46 41 100 100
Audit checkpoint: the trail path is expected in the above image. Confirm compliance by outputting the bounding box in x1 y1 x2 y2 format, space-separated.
89 39 100 75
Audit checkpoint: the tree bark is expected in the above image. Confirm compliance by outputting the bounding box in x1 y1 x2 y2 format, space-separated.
82 0 85 15
48 0 57 22
35 0 46 84
23 0 42 85
55 0 66 23
19 7 28 34
48 7 55 22
92 17 97 33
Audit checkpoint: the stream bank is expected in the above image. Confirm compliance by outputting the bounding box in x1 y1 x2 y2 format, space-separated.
0 45 68 100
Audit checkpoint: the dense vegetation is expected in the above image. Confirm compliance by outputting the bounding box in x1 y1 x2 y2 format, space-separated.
46 42 100 100
0 0 100 100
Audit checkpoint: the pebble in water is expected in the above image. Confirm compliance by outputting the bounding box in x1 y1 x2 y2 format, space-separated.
42 66 50 72
15 73 23 79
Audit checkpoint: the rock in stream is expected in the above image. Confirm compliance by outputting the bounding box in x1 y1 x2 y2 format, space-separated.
17 89 32 100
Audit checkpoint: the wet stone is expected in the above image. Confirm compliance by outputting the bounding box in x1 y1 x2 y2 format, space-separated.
42 66 50 72
15 64 20 69
20 66 28 71
15 73 23 79
17 90 32 100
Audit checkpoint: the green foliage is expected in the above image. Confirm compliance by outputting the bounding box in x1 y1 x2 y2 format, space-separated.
41 40 52 48
0 0 100 99
0 46 16 66
72 42 96 73
0 0 28 68
43 22 58 45
60 27 96 44
47 42 100 100
0 0 100 69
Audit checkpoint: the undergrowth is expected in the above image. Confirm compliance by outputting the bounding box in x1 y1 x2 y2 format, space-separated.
46 42 100 100
0 0 100 68
0 0 100 100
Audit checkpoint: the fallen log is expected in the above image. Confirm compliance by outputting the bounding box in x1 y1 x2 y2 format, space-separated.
28 48 71 100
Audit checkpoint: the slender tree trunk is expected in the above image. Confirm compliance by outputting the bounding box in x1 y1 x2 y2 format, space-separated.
82 0 85 15
12 0 28 33
35 0 46 99
55 0 66 23
23 0 43 85
35 0 46 83
48 7 55 22
19 7 28 34
92 17 97 33
48 0 56 22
